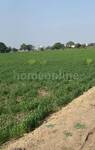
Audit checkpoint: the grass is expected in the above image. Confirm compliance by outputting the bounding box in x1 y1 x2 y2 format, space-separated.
0 48 95 145
46 124 55 128
74 123 86 129
64 131 73 137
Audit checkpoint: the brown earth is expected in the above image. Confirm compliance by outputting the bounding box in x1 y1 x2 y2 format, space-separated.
1 87 95 150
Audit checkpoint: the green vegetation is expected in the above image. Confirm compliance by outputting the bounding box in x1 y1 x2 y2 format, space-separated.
74 123 86 129
46 124 55 128
0 48 95 145
64 131 73 137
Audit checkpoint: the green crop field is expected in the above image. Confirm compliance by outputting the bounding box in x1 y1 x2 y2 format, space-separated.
0 48 95 145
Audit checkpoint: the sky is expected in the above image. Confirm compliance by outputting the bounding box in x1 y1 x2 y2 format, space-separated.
0 0 95 48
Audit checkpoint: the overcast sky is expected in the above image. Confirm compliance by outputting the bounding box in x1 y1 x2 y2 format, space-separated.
0 0 95 48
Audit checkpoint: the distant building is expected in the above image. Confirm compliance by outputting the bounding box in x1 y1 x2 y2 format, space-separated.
71 45 76 48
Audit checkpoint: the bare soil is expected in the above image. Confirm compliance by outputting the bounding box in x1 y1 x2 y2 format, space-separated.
1 87 95 150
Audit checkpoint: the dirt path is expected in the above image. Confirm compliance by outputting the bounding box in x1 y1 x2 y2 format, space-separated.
1 87 95 150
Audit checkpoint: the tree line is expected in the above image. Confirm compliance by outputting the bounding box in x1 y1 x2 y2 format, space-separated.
0 41 95 53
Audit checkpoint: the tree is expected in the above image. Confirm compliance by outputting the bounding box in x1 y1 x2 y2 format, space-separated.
0 42 7 53
81 44 86 48
75 43 81 48
88 43 95 47
20 43 27 50
20 43 34 51
12 48 18 52
38 46 44 51
66 41 75 48
52 42 64 50
7 47 12 53
26 45 34 51
45 46 51 50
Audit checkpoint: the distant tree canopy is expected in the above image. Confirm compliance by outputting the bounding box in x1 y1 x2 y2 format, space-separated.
39 46 44 51
45 46 51 50
75 43 81 48
12 48 18 52
81 44 86 48
20 43 34 51
52 42 64 50
20 43 26 50
66 41 75 48
88 43 95 47
0 43 18 53
0 41 91 53
0 42 8 53
27 45 34 51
